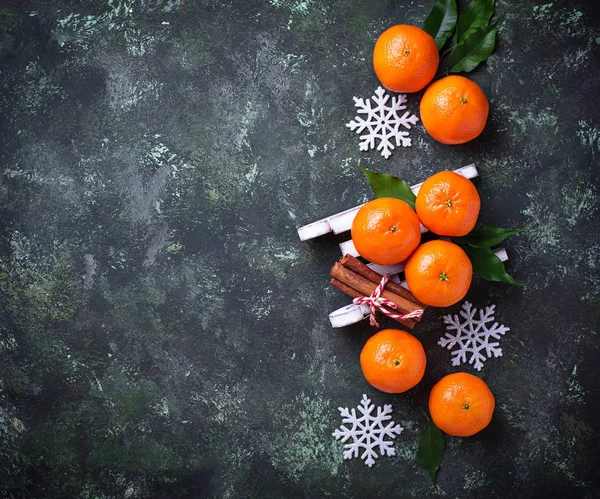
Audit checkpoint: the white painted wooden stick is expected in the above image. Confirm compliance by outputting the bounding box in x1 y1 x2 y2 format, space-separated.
297 164 478 241
296 219 331 241
328 303 371 328
339 239 359 257
329 247 509 328
329 164 477 235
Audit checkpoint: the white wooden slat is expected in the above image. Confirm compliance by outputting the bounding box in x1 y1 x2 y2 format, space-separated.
328 303 370 328
325 164 477 236
297 164 478 240
339 239 359 257
297 218 332 241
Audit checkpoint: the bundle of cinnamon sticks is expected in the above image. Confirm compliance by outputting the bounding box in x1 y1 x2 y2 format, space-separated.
330 254 426 329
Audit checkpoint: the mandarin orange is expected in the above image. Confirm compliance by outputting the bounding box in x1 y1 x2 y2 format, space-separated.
420 75 489 145
416 170 480 237
404 240 472 307
360 329 426 394
351 197 421 266
429 372 495 437
373 25 439 93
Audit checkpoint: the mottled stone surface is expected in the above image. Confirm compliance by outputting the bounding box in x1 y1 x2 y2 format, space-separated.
0 0 599 497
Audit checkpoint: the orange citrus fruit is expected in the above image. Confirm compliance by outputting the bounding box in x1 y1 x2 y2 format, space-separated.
373 25 439 93
404 240 472 307
420 75 489 145
429 372 495 437
360 329 426 394
351 197 421 266
415 170 481 236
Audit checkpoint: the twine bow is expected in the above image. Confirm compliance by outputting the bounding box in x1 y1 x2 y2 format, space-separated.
353 275 424 327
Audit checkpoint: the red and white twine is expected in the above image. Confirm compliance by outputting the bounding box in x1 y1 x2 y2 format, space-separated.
353 275 424 327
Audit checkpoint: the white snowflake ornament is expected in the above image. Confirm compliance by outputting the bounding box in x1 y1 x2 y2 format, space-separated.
346 86 419 159
439 301 510 371
333 394 403 467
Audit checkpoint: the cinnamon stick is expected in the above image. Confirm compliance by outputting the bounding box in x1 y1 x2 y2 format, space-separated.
330 262 424 326
330 277 363 300
330 277 417 329
331 262 421 314
340 254 426 310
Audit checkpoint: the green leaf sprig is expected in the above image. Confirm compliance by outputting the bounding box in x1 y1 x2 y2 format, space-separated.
459 244 522 285
417 418 445 485
451 221 526 248
358 165 417 209
359 166 525 285
422 0 498 74
451 221 526 285
422 0 457 51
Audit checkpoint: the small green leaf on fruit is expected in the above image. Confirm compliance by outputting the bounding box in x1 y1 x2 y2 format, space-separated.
423 0 458 50
417 420 445 485
456 0 495 43
359 166 416 210
449 23 497 73
452 222 526 248
460 244 523 285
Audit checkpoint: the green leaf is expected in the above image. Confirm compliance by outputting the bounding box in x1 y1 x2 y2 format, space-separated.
452 222 526 248
456 0 495 43
422 0 458 50
417 420 445 485
460 244 523 285
448 23 497 73
359 166 416 210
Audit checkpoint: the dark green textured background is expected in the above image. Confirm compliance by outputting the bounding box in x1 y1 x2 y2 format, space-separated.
1 0 599 497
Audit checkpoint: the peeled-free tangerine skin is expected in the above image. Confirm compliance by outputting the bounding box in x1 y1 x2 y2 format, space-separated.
429 372 495 437
415 170 481 237
351 197 421 266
